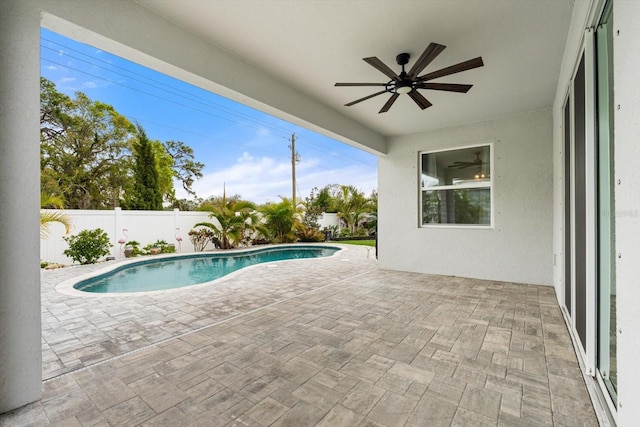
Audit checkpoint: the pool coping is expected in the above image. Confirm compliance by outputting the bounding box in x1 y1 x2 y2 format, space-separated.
54 243 346 297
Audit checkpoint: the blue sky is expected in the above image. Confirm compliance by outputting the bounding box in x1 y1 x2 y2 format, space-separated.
40 28 377 204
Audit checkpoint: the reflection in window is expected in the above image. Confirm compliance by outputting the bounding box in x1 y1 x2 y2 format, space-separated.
420 145 492 226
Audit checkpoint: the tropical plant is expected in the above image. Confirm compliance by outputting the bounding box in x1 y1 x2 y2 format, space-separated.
364 211 378 235
187 228 219 251
295 223 325 242
302 188 324 229
194 191 257 249
143 240 176 254
63 228 112 264
237 208 262 247
40 192 71 239
260 198 300 243
124 240 145 256
334 185 370 235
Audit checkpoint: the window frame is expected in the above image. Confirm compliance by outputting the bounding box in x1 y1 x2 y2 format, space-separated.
419 142 494 229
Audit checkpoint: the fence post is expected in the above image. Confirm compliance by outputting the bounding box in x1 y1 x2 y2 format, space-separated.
114 207 122 259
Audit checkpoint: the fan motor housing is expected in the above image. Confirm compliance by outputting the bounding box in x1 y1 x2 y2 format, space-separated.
396 52 411 66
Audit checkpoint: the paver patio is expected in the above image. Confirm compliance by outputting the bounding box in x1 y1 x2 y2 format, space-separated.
0 244 596 426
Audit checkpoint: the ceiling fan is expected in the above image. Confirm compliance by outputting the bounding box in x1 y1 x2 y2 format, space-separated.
448 151 483 169
335 42 483 113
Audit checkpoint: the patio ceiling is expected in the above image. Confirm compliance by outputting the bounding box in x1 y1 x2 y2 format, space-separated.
136 0 573 138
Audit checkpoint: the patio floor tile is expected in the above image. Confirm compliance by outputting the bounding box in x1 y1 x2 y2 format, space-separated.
0 244 598 426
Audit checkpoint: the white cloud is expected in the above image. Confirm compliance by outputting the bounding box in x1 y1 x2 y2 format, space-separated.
83 81 97 89
237 152 254 162
61 77 76 83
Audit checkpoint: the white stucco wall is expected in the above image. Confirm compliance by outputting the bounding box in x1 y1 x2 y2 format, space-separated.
613 1 640 423
378 109 553 286
316 212 340 230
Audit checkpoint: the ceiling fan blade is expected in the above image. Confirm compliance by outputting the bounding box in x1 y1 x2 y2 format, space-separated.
408 90 432 110
379 93 400 113
408 43 446 78
335 82 388 87
363 57 400 81
344 89 389 107
418 57 484 81
416 83 473 93
448 162 474 167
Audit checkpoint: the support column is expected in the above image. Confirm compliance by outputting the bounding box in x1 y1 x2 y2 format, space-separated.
0 0 43 413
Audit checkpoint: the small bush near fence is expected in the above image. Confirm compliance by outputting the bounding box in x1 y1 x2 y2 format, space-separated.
63 228 112 264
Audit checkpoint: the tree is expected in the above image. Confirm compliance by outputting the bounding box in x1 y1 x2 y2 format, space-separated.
164 140 204 197
40 78 136 209
151 140 177 203
126 125 163 210
171 197 203 211
198 194 243 211
194 191 257 249
39 78 205 209
334 185 370 235
312 184 342 213
303 187 326 229
260 198 300 243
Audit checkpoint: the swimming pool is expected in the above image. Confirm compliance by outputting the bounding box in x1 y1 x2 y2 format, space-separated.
72 245 339 293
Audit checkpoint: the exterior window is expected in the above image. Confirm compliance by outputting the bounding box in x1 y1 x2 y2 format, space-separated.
420 144 492 226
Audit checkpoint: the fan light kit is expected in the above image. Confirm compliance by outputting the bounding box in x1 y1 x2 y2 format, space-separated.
335 43 484 113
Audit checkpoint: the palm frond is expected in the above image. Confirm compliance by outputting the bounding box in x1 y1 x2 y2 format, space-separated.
40 210 71 239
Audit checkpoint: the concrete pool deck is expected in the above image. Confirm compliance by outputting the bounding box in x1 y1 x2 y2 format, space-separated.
1 244 597 426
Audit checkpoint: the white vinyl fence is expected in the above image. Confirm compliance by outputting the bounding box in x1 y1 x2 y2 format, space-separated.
40 208 212 264
40 208 341 264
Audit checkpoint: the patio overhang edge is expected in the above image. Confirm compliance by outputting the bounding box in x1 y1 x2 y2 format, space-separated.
38 0 388 156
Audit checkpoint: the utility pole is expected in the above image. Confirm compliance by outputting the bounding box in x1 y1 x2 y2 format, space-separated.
289 133 300 207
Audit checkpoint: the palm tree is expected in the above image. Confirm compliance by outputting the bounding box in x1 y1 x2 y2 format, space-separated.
335 185 369 235
40 192 71 238
260 198 300 243
195 190 256 249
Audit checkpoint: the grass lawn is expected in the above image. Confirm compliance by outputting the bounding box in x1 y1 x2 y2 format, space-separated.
333 240 376 247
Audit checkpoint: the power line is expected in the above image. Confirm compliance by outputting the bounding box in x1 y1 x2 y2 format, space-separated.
41 41 296 139
41 57 292 140
40 38 378 174
41 38 378 171
42 56 376 172
42 35 291 133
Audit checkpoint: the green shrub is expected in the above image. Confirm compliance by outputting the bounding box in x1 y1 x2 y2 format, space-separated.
354 228 368 237
295 224 325 242
63 228 112 264
125 240 146 256
143 240 176 254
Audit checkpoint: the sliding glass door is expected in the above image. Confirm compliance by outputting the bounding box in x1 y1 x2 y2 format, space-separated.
596 0 616 404
562 0 616 413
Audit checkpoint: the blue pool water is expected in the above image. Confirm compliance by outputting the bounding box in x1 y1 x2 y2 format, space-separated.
74 246 339 293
